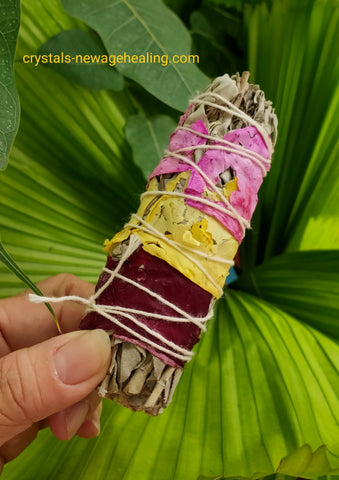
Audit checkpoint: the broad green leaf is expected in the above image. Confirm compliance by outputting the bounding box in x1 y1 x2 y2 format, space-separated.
239 0 339 267
38 29 124 91
125 113 176 178
3 291 339 479
61 0 209 111
234 250 339 340
0 0 20 170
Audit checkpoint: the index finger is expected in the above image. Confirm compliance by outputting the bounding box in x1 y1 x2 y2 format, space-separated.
0 274 95 351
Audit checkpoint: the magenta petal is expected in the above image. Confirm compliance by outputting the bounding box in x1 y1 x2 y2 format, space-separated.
149 120 208 179
185 126 270 242
168 120 208 151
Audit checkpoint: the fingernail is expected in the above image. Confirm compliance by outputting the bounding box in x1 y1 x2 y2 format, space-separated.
64 401 89 440
54 330 111 385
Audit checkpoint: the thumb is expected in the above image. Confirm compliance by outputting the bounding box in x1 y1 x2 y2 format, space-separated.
0 330 111 445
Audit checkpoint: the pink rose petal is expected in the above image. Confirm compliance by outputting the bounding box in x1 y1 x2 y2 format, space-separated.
149 120 208 179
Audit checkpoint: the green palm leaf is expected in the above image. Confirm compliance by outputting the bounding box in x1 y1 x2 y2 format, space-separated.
235 250 339 339
1 0 338 479
240 0 339 267
0 63 144 296
3 291 339 478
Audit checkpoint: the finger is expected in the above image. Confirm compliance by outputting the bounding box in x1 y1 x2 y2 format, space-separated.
38 418 50 430
48 390 101 441
0 274 95 351
76 396 102 439
0 424 39 464
0 329 111 445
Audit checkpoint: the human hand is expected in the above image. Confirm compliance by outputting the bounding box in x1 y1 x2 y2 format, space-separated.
0 274 112 474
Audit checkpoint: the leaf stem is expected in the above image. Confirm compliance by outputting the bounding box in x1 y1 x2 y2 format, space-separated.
0 240 62 334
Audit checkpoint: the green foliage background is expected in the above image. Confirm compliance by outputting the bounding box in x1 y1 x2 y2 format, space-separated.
0 0 338 479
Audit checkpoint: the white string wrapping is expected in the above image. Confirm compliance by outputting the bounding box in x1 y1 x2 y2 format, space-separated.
29 90 273 364
176 127 271 175
30 235 213 362
193 91 273 155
